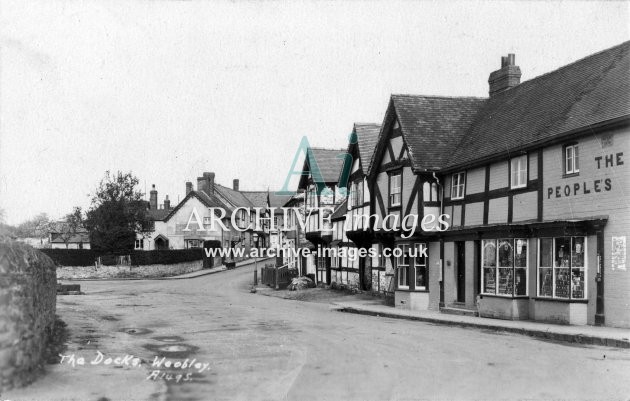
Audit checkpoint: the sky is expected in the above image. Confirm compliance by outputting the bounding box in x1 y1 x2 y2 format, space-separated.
0 0 629 225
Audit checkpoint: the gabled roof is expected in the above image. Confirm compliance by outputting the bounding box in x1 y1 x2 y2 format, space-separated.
298 147 347 189
163 190 228 221
447 41 630 168
389 95 486 172
349 123 380 176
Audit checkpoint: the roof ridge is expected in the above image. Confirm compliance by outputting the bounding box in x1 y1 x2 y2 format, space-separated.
509 40 630 92
309 146 346 151
391 93 488 100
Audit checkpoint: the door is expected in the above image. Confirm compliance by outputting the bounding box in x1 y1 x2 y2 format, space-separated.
359 256 372 291
456 241 466 303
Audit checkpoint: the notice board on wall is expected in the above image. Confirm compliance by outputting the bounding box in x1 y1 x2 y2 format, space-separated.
612 236 626 271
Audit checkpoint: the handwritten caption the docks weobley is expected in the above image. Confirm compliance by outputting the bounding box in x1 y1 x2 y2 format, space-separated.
59 351 211 383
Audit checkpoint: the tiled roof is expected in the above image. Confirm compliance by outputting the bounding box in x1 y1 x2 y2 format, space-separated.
353 123 381 173
215 184 255 208
331 198 348 220
146 208 171 221
163 190 229 221
268 192 293 208
242 191 269 208
308 147 347 183
391 95 486 171
447 41 630 168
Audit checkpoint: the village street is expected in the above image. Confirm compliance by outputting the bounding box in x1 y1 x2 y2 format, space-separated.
7 265 630 401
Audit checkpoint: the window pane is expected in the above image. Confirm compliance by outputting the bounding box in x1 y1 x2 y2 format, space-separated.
575 146 579 171
515 268 527 296
498 240 513 267
431 183 438 201
572 237 585 267
498 268 514 295
540 238 553 267
423 182 431 201
571 268 585 298
555 238 571 267
539 267 553 297
515 239 527 267
483 240 496 267
483 267 496 294
555 267 570 298
415 265 426 288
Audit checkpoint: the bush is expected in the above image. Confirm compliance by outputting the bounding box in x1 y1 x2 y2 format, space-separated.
41 248 204 266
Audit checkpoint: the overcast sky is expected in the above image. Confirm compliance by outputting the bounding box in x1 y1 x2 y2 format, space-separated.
1 0 628 224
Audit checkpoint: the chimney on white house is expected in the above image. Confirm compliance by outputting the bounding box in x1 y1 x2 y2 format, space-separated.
150 184 158 210
233 179 239 191
488 53 521 97
186 181 193 195
164 195 170 210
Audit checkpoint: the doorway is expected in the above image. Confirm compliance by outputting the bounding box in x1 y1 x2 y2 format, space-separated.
456 241 466 303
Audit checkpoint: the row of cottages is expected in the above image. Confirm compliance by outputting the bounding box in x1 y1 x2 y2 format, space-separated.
304 41 630 328
137 173 270 265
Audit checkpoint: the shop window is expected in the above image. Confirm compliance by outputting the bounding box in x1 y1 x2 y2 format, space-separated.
538 237 586 299
510 155 527 189
451 172 465 200
564 144 580 175
481 238 528 296
389 173 401 207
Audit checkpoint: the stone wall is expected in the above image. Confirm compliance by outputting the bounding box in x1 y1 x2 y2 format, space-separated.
0 237 57 391
57 259 204 280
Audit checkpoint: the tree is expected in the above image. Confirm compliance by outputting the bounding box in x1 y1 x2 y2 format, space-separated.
84 171 149 252
15 213 53 239
57 207 84 249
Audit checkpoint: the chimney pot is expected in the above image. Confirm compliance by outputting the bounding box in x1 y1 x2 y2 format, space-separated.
233 179 240 191
203 172 215 195
186 181 193 195
507 53 515 66
164 195 171 210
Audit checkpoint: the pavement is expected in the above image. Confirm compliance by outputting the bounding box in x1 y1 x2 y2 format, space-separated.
7 261 630 401
330 299 630 349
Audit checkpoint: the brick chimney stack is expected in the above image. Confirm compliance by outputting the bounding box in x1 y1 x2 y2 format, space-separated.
233 179 239 191
197 176 207 193
164 195 170 210
150 184 158 210
488 53 521 97
204 172 215 195
186 181 193 195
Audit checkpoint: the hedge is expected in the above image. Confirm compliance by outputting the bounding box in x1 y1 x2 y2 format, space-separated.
40 248 204 267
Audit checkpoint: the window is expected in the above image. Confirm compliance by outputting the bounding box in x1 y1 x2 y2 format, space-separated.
451 172 465 200
414 243 428 290
186 239 201 249
307 186 317 209
423 182 440 202
351 180 363 208
389 172 401 206
134 239 144 249
481 239 528 296
396 243 428 290
564 144 580 175
273 216 279 229
236 209 247 229
510 155 527 189
397 244 410 288
538 237 586 299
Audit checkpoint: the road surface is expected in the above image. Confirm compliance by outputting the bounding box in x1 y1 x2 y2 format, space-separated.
6 265 630 401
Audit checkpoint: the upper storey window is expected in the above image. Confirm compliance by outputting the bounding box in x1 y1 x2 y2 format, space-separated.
564 144 580 175
451 172 465 200
510 155 527 189
389 172 401 207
